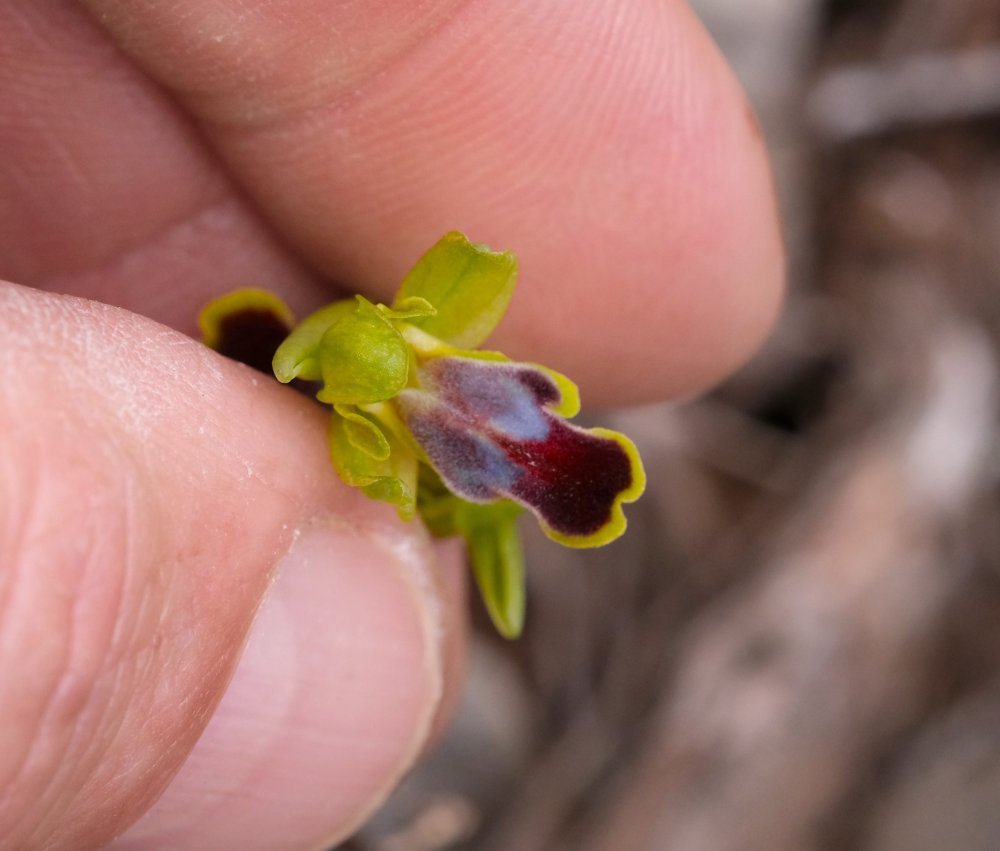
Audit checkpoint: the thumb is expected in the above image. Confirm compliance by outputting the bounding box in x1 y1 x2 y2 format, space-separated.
0 282 460 850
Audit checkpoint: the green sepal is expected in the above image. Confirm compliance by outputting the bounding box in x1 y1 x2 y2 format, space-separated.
329 410 417 520
462 501 526 639
272 299 355 383
393 231 518 349
315 297 410 405
417 485 526 638
334 404 391 461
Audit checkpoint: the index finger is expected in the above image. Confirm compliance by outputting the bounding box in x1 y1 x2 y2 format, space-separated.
6 0 784 404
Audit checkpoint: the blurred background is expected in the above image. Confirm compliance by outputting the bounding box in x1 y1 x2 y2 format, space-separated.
348 1 1000 849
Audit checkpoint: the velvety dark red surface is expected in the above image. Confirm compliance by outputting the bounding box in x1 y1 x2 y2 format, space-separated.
500 424 633 536
402 356 634 537
213 308 293 376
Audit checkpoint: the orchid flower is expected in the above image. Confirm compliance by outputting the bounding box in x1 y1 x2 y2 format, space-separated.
199 232 644 637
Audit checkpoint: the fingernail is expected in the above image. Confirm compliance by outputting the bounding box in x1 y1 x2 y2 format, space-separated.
110 519 445 851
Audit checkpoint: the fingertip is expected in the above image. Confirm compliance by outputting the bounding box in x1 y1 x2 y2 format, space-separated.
109 519 453 851
482 0 787 404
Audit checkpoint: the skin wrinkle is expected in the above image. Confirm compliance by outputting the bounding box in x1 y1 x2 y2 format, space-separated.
0 455 50 837
3 441 142 847
33 125 104 206
85 0 477 131
34 191 321 336
55 465 148 808
0 426 33 668
37 185 232 294
3 0 129 83
0 485 79 839
36 541 107 833
0 106 218 287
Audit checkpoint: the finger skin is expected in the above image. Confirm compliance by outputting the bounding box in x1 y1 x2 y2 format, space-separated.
82 0 784 402
0 283 454 849
1 0 783 406
108 526 467 851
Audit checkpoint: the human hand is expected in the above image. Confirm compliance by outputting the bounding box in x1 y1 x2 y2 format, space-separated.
0 1 783 849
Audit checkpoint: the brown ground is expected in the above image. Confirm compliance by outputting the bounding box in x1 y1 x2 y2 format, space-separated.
348 2 1000 849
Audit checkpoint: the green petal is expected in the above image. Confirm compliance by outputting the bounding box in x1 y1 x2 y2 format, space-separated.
272 299 355 383
328 410 418 520
360 477 414 510
316 298 410 405
393 231 517 348
334 404 391 461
